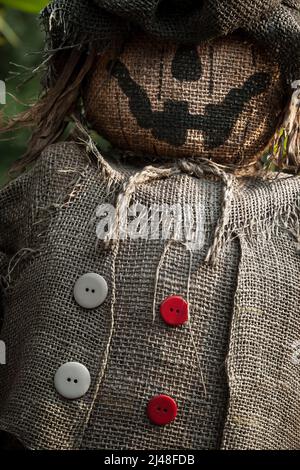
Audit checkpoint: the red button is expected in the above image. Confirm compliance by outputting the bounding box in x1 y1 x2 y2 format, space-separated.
160 295 188 326
147 394 178 426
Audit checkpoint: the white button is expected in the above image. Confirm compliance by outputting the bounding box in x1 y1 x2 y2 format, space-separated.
74 273 108 309
54 362 91 399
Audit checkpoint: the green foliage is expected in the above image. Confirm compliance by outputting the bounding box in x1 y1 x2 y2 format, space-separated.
0 8 44 186
0 1 48 46
0 1 48 14
0 10 19 46
260 128 291 173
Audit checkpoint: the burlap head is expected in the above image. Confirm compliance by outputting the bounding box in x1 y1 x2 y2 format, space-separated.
83 34 285 164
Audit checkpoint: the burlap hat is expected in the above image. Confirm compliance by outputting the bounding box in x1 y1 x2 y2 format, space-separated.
41 0 300 83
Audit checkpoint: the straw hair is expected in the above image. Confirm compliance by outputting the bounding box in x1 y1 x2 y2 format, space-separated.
0 47 96 174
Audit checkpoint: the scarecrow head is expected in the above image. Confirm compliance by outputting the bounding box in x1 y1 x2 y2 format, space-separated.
7 0 300 172
83 33 284 165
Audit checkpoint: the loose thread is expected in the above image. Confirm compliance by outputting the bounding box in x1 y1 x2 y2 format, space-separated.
177 158 236 265
78 230 119 449
186 248 208 400
204 172 234 265
5 248 38 285
152 239 174 324
104 165 181 249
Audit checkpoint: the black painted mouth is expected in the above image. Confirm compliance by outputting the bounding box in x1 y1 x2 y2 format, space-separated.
107 59 271 149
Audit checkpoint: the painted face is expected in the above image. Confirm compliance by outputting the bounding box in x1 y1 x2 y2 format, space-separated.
83 34 285 164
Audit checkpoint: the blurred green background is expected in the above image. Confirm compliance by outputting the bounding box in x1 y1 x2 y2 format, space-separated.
0 0 47 186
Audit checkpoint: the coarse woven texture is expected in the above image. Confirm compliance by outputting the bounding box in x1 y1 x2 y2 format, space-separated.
40 0 300 83
84 34 285 165
0 141 300 449
0 142 236 449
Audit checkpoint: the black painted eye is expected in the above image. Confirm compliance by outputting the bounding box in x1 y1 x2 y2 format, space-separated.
172 45 202 82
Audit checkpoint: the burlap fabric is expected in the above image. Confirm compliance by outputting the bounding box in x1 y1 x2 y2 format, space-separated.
84 34 285 164
1 140 300 449
41 0 300 83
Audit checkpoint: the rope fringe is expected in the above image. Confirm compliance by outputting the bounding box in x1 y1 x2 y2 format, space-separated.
97 153 236 263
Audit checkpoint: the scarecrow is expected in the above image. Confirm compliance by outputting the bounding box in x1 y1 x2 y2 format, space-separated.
0 0 300 450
